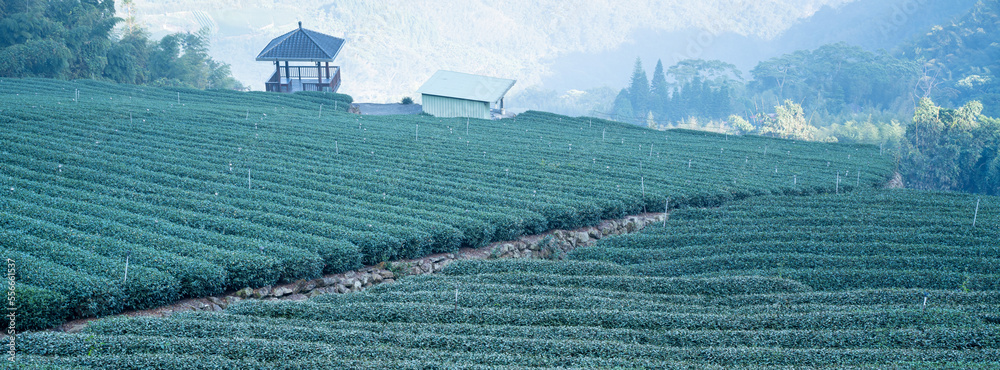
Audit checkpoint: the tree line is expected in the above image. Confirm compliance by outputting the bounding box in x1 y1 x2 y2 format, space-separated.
613 59 740 125
724 97 1000 195
608 1 1000 195
612 0 1000 129
0 0 243 90
612 42 918 129
902 99 1000 195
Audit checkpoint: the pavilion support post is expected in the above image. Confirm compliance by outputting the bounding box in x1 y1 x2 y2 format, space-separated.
325 62 330 89
284 61 291 92
274 61 280 92
317 62 322 87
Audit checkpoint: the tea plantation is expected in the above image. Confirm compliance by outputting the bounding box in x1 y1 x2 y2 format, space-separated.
14 249 1000 368
9 78 993 368
1 78 891 330
572 190 1000 292
11 190 1000 368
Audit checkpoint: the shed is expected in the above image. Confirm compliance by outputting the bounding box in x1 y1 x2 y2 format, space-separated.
256 22 345 93
416 70 516 119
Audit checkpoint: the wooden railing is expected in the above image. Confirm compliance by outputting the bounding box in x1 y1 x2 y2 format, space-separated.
265 66 340 93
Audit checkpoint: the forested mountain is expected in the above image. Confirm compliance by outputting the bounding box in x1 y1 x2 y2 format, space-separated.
606 1 1000 195
611 1 1000 127
773 0 981 53
511 0 978 116
899 0 1000 115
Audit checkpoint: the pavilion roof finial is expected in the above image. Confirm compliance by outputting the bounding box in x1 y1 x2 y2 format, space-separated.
298 21 302 29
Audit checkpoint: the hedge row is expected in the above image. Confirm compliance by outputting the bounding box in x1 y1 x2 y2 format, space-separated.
4 167 361 275
84 315 1000 351
387 272 811 296
0 249 119 327
440 259 629 277
1 229 179 311
0 210 227 298
363 279 709 305
228 299 978 330
680 268 1000 292
17 330 999 368
714 289 1000 307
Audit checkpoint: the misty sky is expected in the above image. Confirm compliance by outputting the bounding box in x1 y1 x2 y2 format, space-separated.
128 0 965 103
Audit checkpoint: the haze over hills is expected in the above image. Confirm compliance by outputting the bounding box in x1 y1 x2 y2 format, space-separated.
542 0 980 92
126 0 850 101
126 0 976 106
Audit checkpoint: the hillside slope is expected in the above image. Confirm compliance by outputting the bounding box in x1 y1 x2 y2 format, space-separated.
574 190 1000 291
17 201 1000 370
0 78 892 329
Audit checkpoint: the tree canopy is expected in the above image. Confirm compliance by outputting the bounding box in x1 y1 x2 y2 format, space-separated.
608 1 1000 129
902 98 1000 195
0 0 243 90
751 43 919 115
899 1 1000 116
757 100 818 141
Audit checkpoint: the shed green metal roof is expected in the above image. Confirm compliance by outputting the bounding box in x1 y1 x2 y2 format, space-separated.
255 22 345 62
417 70 516 103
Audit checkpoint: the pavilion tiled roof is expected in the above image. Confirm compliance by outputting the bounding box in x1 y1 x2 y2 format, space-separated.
256 22 344 62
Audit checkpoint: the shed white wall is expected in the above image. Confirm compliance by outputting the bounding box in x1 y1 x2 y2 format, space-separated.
421 94 491 120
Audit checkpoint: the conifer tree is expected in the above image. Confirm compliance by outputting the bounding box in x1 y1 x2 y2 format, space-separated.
627 57 650 119
650 59 669 122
